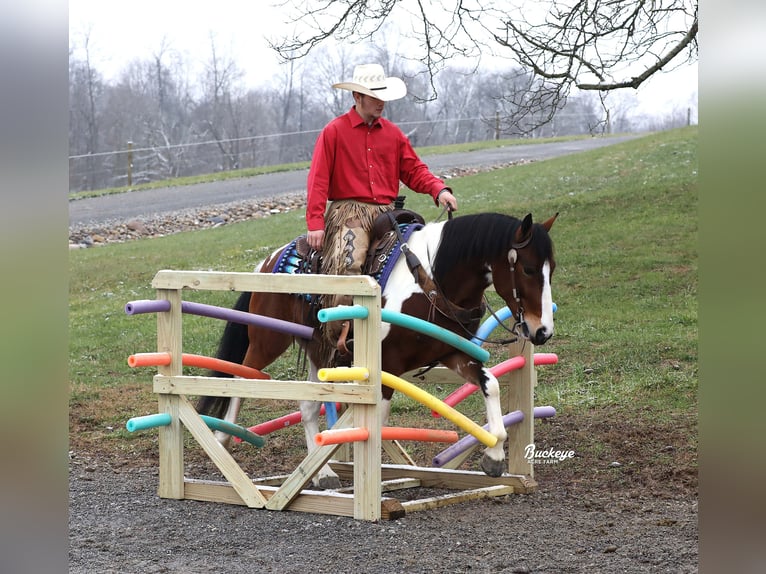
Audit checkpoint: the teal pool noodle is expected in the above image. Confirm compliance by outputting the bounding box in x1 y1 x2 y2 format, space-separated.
317 305 369 322
126 413 265 447
318 305 489 362
199 415 265 447
381 310 489 363
125 413 172 432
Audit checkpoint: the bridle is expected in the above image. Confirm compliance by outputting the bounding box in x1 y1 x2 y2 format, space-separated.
504 230 534 339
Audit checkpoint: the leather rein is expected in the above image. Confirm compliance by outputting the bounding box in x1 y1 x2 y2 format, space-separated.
389 211 531 344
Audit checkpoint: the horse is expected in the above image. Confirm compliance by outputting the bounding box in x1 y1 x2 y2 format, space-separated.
197 211 557 489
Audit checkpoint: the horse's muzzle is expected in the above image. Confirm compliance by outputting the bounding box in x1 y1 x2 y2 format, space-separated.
523 322 553 345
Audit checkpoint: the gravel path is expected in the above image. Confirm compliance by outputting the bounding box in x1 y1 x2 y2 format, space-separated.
69 451 697 573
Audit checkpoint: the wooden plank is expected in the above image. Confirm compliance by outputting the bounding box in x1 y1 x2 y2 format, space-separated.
401 485 515 513
157 394 184 499
265 408 353 511
156 289 184 499
439 443 479 470
177 396 267 508
335 477 421 494
153 376 377 404
382 440 417 466
151 270 379 296
183 479 405 520
330 462 537 493
505 340 535 477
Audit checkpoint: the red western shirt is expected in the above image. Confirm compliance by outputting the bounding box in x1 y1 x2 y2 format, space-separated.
306 106 448 231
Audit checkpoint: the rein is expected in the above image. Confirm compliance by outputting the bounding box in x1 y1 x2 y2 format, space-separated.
388 210 484 331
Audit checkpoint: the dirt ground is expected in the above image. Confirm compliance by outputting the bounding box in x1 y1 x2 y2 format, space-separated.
68 410 697 573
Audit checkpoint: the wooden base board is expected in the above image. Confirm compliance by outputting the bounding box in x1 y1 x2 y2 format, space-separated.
168 462 537 521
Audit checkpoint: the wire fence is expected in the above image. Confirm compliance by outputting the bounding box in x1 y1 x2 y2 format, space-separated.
67 117 506 193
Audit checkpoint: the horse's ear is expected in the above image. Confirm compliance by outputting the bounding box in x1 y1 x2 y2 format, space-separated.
542 212 559 232
517 213 534 241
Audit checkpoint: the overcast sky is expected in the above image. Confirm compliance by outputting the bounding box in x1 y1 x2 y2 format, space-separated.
69 0 698 116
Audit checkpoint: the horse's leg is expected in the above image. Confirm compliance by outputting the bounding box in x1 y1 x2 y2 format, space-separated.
301 360 342 490
441 355 507 477
213 396 242 447
477 367 508 477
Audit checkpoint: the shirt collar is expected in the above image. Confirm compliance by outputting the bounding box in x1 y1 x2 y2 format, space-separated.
349 105 382 129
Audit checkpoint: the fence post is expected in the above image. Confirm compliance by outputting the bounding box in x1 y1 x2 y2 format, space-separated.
127 141 133 187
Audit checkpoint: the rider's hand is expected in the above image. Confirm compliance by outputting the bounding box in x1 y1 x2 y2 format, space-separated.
437 189 458 212
307 229 324 251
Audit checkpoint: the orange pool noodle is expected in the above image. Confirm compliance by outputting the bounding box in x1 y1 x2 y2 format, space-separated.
127 352 269 380
315 426 459 446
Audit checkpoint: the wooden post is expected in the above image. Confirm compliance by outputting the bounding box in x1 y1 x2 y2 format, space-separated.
127 141 133 187
156 289 184 499
504 340 535 477
352 291 382 521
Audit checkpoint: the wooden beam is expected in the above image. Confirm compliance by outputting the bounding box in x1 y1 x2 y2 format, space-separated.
152 270 379 296
153 375 376 404
177 396 267 508
183 479 405 520
330 462 537 493
505 340 535 477
266 408 353 511
401 485 515 513
156 289 184 500
352 293 382 521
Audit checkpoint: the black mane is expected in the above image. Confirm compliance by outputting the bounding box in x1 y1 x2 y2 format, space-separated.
431 213 553 283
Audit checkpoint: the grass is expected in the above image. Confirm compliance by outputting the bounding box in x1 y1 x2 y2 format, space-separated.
69 127 698 493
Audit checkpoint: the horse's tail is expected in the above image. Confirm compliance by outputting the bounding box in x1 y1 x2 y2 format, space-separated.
195 291 251 419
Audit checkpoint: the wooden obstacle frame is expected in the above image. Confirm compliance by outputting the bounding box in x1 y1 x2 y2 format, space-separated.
142 269 542 521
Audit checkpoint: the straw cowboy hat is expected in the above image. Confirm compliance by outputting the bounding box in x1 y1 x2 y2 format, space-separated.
332 64 407 101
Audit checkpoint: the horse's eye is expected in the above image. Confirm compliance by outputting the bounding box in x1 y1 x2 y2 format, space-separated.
522 266 536 277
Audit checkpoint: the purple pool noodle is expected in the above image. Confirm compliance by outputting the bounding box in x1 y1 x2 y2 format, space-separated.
432 406 557 467
125 299 172 315
125 298 313 339
181 301 313 340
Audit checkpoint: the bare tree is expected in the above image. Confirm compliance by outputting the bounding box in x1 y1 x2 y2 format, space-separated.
195 33 247 171
270 0 697 132
69 32 105 190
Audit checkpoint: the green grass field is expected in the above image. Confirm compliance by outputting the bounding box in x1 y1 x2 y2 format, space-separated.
69 127 697 491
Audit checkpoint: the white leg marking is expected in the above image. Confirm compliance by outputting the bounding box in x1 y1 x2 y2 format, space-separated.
304 361 339 488
482 369 508 463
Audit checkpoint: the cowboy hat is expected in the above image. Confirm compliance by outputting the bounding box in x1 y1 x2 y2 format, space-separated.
332 64 407 101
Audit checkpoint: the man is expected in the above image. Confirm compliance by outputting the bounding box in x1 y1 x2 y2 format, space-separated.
306 63 458 288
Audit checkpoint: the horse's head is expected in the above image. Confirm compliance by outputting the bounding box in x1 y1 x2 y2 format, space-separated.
490 213 557 345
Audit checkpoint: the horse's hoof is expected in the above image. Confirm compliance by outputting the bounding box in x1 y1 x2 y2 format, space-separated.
315 475 342 490
480 455 505 477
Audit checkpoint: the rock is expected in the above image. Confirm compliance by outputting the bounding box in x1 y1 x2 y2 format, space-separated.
126 220 148 233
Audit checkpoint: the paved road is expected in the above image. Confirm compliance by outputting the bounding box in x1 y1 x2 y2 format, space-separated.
69 135 640 226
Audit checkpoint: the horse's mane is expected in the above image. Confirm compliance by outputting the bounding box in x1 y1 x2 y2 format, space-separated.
431 213 553 283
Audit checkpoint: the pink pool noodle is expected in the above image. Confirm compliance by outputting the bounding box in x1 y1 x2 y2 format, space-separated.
236 403 343 440
432 353 558 417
